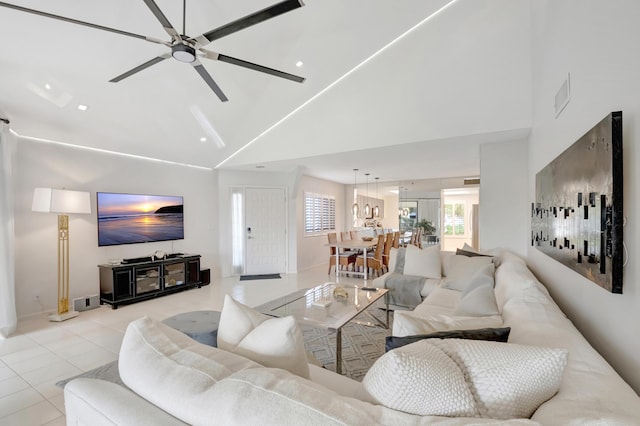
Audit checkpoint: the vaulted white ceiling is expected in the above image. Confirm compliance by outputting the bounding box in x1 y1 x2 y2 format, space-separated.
0 0 532 184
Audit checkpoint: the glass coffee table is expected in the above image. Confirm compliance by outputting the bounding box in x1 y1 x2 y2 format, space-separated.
258 282 389 374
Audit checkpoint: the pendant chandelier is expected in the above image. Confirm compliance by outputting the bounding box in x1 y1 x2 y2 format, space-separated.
352 168 359 216
364 173 371 217
373 177 380 217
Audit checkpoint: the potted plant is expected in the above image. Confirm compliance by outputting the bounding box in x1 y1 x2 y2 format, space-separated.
416 219 436 235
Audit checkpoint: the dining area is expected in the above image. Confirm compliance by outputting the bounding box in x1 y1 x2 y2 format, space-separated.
326 230 398 281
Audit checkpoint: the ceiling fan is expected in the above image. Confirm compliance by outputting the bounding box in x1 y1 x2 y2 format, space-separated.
0 0 306 102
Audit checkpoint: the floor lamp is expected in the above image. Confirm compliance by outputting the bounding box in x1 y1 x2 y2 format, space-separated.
32 188 91 322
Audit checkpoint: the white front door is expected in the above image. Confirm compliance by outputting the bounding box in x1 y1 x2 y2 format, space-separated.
244 187 287 275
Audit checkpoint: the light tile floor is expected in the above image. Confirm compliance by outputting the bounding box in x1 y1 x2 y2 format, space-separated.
0 265 363 426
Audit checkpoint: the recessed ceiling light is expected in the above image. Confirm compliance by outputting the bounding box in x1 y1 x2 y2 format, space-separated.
200 137 207 142
45 83 51 90
295 61 303 67
77 104 88 111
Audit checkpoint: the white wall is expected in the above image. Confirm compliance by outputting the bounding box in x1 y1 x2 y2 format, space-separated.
296 175 346 272
13 137 217 318
479 139 529 256
528 0 640 393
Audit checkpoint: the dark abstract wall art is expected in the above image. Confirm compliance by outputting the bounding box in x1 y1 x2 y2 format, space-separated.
532 111 623 293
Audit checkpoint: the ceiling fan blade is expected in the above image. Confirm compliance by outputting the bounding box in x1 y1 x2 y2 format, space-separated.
109 55 169 83
191 0 304 45
0 1 169 46
142 0 181 42
192 61 228 102
210 52 305 83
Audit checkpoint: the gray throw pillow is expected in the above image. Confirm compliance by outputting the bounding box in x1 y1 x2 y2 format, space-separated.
456 248 492 258
385 327 511 352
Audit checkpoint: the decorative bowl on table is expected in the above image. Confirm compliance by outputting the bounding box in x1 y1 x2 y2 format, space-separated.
361 236 374 241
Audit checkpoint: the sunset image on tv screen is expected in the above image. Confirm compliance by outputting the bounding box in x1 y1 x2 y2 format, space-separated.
97 193 184 246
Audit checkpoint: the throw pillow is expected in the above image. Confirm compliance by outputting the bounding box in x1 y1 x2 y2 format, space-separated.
460 243 502 267
431 339 568 419
456 248 492 258
388 247 399 273
392 311 504 337
403 244 441 279
385 327 511 351
362 339 567 419
362 340 478 417
443 258 495 291
217 295 310 378
453 283 500 317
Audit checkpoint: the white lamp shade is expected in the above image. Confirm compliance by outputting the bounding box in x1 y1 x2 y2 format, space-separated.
32 188 91 214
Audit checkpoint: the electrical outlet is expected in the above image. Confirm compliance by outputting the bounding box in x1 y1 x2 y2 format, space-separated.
32 291 40 302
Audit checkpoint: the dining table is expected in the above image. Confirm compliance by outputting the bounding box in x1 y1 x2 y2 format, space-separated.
326 239 378 281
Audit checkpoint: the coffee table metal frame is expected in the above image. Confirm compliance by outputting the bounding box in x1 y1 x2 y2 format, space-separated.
258 282 389 375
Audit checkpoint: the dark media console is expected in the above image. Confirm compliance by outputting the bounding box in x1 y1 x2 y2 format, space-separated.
99 254 205 309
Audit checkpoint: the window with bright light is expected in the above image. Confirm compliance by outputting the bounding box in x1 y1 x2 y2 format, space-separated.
444 203 465 235
304 192 336 234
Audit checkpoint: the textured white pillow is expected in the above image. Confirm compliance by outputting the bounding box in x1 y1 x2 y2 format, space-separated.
403 245 441 279
444 258 495 291
362 340 478 417
453 283 500 316
218 295 309 378
362 339 567 419
431 339 568 419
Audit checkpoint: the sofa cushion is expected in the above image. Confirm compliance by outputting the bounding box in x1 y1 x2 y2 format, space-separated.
119 316 262 425
362 339 568 420
403 244 441 278
443 258 495 291
453 283 500 317
385 327 511 351
218 295 309 378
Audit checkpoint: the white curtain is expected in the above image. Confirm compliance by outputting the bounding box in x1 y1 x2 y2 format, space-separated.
0 120 17 338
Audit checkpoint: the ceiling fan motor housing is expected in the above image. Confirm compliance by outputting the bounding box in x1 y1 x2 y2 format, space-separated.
172 43 196 63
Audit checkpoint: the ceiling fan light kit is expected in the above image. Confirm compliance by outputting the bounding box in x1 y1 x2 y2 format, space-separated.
172 44 196 63
0 0 306 102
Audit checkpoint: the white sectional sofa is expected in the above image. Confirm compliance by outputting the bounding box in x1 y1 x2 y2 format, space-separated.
64 248 640 425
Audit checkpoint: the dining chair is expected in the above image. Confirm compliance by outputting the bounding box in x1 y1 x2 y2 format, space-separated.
381 232 394 273
327 232 357 275
340 231 358 256
415 227 423 248
355 234 385 278
392 231 400 248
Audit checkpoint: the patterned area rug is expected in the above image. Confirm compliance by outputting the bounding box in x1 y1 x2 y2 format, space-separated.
302 305 392 381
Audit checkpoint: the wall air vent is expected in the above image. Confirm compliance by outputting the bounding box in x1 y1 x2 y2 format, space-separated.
464 178 480 185
555 73 571 118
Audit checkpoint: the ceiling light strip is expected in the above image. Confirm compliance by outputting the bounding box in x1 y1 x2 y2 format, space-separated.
215 0 459 169
11 130 213 171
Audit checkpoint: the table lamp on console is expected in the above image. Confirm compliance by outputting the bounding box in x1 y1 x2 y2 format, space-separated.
32 188 91 321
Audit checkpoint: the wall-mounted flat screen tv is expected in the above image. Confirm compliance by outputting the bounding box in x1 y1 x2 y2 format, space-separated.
97 192 184 246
